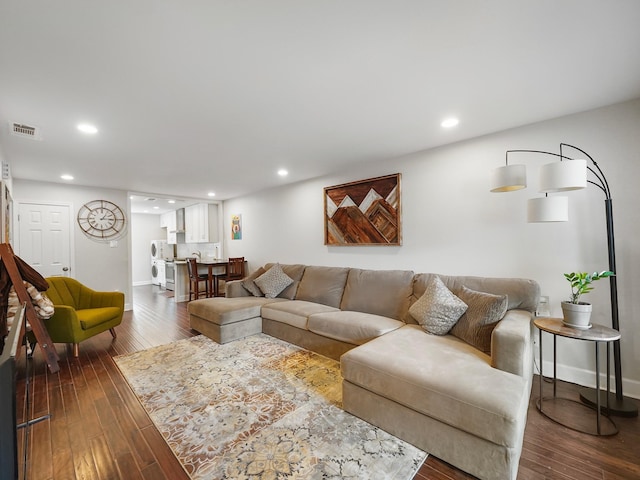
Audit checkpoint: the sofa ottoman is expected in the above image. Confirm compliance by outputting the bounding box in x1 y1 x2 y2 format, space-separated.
188 297 285 344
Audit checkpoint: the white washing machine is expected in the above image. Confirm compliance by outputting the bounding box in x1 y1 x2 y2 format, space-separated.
151 260 161 285
150 240 168 285
151 239 168 261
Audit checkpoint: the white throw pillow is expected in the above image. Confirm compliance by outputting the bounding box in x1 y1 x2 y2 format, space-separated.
409 276 467 335
254 263 294 299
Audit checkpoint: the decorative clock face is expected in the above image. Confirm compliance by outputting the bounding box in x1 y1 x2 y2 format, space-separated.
77 200 126 240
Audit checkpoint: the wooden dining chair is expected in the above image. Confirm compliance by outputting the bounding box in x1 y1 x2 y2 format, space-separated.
214 257 245 297
187 257 210 300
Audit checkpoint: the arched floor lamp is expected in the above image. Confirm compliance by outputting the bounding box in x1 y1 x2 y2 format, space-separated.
491 142 637 417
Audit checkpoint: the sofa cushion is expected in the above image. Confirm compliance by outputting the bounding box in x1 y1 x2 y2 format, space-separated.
340 268 414 320
295 266 349 308
308 310 404 345
340 325 528 448
261 300 340 330
242 267 267 296
78 307 122 330
407 274 539 323
187 297 284 325
409 276 468 335
450 286 508 355
255 263 294 298
265 263 307 299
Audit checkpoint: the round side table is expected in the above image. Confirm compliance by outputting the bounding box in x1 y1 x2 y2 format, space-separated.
533 317 620 436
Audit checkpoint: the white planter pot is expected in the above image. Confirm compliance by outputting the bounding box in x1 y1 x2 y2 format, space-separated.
561 301 593 329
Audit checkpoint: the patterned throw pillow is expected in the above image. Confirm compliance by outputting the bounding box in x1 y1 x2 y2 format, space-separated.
254 264 294 299
242 267 267 296
409 276 468 335
450 286 508 355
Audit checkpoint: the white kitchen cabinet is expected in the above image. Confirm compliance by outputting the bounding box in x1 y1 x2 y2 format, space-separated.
166 211 178 244
184 203 218 243
159 211 171 228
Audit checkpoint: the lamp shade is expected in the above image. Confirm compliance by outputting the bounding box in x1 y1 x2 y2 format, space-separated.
539 159 587 192
527 196 569 222
490 164 526 192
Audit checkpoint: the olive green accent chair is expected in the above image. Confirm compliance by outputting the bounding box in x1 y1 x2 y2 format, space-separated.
44 277 125 357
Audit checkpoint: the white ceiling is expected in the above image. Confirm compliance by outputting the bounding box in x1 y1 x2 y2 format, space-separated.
1 1 640 208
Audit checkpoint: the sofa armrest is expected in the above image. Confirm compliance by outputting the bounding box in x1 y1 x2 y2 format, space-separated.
90 291 125 310
226 280 251 298
491 309 533 380
45 305 82 340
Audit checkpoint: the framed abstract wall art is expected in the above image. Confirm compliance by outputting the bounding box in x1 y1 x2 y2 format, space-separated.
324 173 401 246
231 214 242 240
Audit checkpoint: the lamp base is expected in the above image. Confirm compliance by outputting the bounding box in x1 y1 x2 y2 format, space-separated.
579 388 638 417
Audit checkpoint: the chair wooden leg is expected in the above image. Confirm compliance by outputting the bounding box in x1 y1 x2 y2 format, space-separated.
73 343 79 357
109 328 117 338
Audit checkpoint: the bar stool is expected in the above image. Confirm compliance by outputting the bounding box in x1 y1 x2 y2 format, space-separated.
213 257 245 296
187 257 210 300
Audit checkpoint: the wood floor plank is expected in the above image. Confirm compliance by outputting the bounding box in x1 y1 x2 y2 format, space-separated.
52 449 75 480
67 420 100 480
28 417 53 480
89 434 119 480
114 452 145 480
139 425 191 480
13 284 640 480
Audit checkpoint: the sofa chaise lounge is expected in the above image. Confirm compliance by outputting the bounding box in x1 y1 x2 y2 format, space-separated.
187 263 540 480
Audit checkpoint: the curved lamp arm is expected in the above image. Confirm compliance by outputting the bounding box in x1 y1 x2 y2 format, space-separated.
494 143 635 415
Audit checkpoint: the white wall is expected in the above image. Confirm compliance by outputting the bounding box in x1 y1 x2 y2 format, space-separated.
13 180 132 309
131 213 164 285
224 99 640 398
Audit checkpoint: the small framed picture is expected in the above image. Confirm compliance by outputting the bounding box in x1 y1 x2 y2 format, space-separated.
231 214 242 240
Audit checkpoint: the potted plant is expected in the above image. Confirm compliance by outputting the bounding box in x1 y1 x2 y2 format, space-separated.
561 271 614 329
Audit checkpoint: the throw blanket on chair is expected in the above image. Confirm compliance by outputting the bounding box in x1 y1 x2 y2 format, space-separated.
7 281 55 328
0 252 50 337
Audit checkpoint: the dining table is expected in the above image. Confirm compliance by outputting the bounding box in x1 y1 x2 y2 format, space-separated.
196 259 248 297
196 259 229 297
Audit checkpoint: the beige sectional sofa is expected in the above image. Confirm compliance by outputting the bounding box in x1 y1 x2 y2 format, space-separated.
187 263 540 480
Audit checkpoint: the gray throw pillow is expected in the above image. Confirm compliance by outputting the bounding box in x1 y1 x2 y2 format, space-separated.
409 276 467 335
242 267 267 296
450 286 508 355
254 263 294 299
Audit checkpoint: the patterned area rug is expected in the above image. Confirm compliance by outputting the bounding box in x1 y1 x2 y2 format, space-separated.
114 334 427 479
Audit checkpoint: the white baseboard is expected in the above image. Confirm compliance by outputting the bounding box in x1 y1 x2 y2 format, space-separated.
539 358 640 400
133 280 152 286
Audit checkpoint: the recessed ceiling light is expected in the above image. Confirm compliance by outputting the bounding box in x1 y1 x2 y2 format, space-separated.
153 206 159 209
77 123 98 134
441 117 459 128
278 169 289 177
60 174 74 180
168 200 176 204
208 192 216 197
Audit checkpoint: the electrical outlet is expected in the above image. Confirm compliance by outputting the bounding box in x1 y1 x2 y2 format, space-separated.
536 295 550 317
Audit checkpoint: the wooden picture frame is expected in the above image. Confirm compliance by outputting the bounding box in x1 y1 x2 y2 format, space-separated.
324 173 401 246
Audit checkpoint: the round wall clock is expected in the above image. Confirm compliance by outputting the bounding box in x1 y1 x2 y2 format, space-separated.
77 200 126 240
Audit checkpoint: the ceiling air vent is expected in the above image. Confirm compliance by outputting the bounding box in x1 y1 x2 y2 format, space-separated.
10 122 42 140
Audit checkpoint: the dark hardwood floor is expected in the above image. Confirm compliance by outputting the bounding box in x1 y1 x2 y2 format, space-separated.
15 285 640 479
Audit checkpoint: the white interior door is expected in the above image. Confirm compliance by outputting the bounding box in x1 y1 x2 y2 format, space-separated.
17 202 72 277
